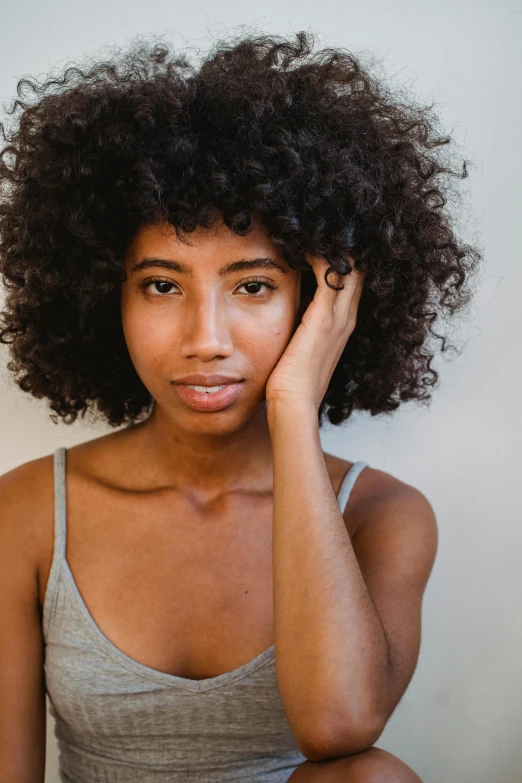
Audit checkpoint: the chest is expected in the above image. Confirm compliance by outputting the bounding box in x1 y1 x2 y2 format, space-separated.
39 458 361 682
41 486 278 681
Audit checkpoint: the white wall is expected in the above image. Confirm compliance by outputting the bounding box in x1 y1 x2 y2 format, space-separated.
0 2 520 781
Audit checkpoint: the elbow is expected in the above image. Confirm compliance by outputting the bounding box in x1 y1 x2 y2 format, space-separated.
300 711 386 762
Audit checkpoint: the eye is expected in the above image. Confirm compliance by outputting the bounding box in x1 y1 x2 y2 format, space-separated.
235 277 278 297
139 277 180 296
138 276 278 298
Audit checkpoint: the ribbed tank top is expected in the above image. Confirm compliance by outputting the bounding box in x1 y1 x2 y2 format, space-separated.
43 447 369 783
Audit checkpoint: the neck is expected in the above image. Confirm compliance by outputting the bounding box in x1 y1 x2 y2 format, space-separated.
127 401 275 496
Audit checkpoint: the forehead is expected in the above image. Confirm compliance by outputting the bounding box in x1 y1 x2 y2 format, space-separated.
124 218 288 269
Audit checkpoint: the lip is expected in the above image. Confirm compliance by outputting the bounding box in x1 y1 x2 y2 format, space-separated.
173 374 244 386
172 381 243 412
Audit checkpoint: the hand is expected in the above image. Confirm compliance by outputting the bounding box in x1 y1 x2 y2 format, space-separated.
265 253 366 411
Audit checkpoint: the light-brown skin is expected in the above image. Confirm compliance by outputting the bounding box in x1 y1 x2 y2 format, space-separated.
0 215 436 782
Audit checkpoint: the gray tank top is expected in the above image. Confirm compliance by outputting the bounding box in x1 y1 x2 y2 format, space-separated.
43 446 369 782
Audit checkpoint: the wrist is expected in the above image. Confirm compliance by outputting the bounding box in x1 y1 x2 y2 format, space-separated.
266 397 319 429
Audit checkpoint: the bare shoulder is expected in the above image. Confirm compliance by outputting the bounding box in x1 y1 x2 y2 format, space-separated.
0 452 54 519
322 449 405 509
0 451 54 496
322 451 436 543
0 455 53 780
0 453 55 592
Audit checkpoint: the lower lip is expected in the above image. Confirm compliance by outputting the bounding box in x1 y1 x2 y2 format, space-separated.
172 382 243 412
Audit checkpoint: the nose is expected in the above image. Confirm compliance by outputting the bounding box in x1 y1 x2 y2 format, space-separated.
179 290 234 361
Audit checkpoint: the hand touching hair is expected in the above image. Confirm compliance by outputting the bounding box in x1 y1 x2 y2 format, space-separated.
0 30 482 427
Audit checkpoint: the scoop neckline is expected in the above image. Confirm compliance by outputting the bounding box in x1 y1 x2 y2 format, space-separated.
60 557 276 692
49 450 367 693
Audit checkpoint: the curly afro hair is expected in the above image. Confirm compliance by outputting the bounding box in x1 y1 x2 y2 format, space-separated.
0 30 482 428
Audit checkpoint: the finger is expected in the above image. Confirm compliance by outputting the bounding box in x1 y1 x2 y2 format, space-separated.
305 252 362 289
327 272 365 342
342 267 366 329
304 253 334 287
304 253 349 303
332 261 365 313
304 253 366 325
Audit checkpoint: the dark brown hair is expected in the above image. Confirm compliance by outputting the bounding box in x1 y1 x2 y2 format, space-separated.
0 30 482 427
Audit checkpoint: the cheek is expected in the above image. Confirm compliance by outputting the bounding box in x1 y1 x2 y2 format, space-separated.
242 300 297 358
121 300 172 371
121 288 300 366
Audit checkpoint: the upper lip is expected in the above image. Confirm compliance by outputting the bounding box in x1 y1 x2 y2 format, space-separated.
173 374 244 386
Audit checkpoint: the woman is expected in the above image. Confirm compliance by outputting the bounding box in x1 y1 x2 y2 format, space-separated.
0 30 480 782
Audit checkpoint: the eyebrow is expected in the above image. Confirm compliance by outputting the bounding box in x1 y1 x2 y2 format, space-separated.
130 257 289 277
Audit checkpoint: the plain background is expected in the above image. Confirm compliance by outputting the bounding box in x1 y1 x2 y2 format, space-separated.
0 2 520 781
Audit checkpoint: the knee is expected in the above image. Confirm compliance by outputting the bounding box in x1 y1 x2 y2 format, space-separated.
288 747 422 783
288 746 423 783
348 747 424 783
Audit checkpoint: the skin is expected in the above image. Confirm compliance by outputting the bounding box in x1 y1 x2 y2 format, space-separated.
119 215 306 495
117 217 422 781
34 212 366 693
5 213 422 781
287 746 423 782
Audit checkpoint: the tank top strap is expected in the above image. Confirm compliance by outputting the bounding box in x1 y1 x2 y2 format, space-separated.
337 460 369 516
43 447 68 635
52 446 67 560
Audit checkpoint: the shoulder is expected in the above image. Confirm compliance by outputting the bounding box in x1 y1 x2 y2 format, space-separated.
0 453 55 603
345 464 439 588
323 452 437 544
0 457 50 779
0 453 54 524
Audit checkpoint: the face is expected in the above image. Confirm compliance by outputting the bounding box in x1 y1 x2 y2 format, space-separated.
121 217 304 436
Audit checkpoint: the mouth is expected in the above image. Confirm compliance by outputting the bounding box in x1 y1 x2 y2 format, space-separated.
172 381 244 412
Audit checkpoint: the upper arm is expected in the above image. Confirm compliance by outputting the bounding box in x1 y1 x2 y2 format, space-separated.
347 473 439 738
0 462 47 783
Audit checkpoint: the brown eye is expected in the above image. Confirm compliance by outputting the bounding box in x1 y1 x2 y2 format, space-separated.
140 278 179 296
235 277 277 296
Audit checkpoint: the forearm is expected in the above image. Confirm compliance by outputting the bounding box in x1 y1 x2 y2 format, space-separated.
267 401 390 749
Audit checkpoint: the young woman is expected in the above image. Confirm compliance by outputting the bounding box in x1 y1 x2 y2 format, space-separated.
0 30 481 783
